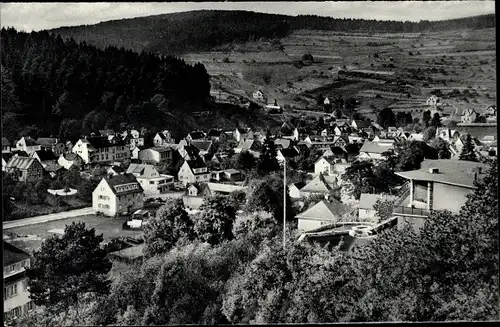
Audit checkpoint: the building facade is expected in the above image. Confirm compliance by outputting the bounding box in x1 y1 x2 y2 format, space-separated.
92 174 144 216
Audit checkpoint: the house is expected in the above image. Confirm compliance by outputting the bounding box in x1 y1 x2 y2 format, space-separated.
58 153 83 170
43 162 63 178
288 182 305 199
92 173 144 216
276 147 300 165
300 174 338 198
126 163 174 195
72 137 130 165
190 140 215 156
350 119 371 131
177 144 201 161
282 127 300 141
253 132 266 143
126 129 144 147
454 134 482 153
436 127 460 143
211 153 229 166
224 169 242 182
323 97 330 105
2 152 14 171
358 141 394 160
130 145 141 160
107 165 125 176
234 128 254 142
186 131 206 142
178 158 211 186
461 108 478 123
358 193 398 221
480 135 496 146
15 137 41 155
320 128 330 137
187 184 202 197
426 95 439 106
348 133 365 144
314 157 336 175
274 138 292 150
202 183 248 197
234 139 262 157
31 149 58 168
393 159 488 231
253 90 265 101
2 137 11 153
207 129 227 142
4 241 35 322
5 156 44 182
36 138 65 156
153 130 174 147
138 147 173 165
484 105 496 116
295 198 350 232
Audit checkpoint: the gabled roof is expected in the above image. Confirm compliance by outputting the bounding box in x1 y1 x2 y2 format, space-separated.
315 156 336 165
33 149 58 161
462 108 478 116
18 136 39 146
185 158 208 175
44 162 62 172
84 136 114 149
12 150 29 157
359 141 394 154
4 241 30 266
61 153 81 161
295 199 349 222
237 139 261 151
6 156 39 170
207 129 223 137
279 147 300 158
146 146 173 153
2 152 14 163
236 127 252 134
190 140 213 152
290 181 306 190
2 137 11 146
188 131 206 140
224 168 240 174
300 174 337 193
126 163 158 178
206 183 248 194
109 165 125 173
395 159 488 188
103 173 143 195
155 132 167 140
359 193 398 210
351 120 371 129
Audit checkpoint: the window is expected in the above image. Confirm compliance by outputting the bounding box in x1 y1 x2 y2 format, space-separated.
10 306 22 318
149 181 155 185
22 279 28 291
4 284 18 299
98 195 109 200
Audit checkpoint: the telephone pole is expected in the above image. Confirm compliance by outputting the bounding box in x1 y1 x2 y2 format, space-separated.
283 158 287 250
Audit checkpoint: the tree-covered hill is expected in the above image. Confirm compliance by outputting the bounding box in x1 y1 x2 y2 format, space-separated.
1 27 276 142
47 10 496 55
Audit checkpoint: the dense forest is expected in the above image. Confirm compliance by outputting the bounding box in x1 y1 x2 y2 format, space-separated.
47 10 496 55
1 27 277 143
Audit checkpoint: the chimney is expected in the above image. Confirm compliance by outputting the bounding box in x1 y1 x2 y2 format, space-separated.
428 167 439 174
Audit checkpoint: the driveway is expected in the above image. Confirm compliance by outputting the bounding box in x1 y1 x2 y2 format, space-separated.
3 207 94 230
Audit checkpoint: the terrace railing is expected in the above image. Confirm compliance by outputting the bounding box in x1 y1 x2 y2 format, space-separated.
392 206 435 217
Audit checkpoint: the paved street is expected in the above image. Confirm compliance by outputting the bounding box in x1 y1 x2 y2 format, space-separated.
3 207 94 230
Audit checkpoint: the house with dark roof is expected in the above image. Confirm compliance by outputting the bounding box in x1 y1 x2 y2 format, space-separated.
276 147 300 165
14 137 41 155
178 158 210 186
5 156 44 182
295 198 351 232
186 130 206 142
72 136 130 165
190 140 215 156
37 137 65 156
300 173 339 198
2 137 11 153
31 149 58 168
207 129 227 142
177 143 201 161
202 182 248 197
126 163 174 194
289 182 306 199
393 159 489 231
2 152 14 171
153 130 174 147
350 119 371 130
92 173 144 216
461 108 478 123
4 241 35 322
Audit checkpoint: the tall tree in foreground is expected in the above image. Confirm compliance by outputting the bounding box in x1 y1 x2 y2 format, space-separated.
26 222 112 313
257 132 279 175
422 110 431 127
459 134 478 162
195 196 236 245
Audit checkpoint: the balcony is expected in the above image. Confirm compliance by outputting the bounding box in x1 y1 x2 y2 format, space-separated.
392 205 435 217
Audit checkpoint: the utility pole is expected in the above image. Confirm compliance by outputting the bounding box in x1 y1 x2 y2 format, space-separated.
283 157 286 250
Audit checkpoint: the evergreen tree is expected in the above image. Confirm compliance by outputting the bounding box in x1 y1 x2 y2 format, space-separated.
459 134 478 162
422 110 431 127
257 132 279 175
431 112 442 127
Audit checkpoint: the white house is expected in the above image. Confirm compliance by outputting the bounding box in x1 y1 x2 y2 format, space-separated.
295 198 350 232
426 95 439 106
177 159 210 186
234 128 254 142
300 174 338 198
314 157 336 175
358 193 398 222
130 145 141 160
92 173 144 217
323 97 330 105
153 130 174 147
358 141 394 161
15 137 41 155
461 108 478 123
288 182 305 199
126 163 174 195
138 147 173 165
72 137 130 165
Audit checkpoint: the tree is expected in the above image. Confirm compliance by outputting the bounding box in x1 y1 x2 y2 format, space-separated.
26 222 112 312
316 94 325 106
431 113 442 127
232 151 256 173
459 134 478 162
341 161 398 200
143 198 195 257
422 126 436 142
430 138 451 159
390 140 436 172
257 133 279 175
373 198 395 222
377 107 396 129
422 110 431 127
194 196 236 245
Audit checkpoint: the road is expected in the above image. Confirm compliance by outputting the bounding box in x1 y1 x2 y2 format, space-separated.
3 207 94 230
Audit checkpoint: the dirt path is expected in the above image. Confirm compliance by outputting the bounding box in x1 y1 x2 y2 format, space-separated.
3 207 94 230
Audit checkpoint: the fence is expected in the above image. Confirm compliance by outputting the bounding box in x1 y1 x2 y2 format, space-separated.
392 206 434 217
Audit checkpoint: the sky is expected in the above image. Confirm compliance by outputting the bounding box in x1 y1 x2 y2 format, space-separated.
0 1 495 32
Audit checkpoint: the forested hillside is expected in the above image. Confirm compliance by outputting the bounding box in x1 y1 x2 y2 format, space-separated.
1 27 224 142
48 10 496 55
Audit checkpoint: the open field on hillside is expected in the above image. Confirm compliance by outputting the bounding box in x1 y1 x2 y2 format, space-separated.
182 27 495 120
